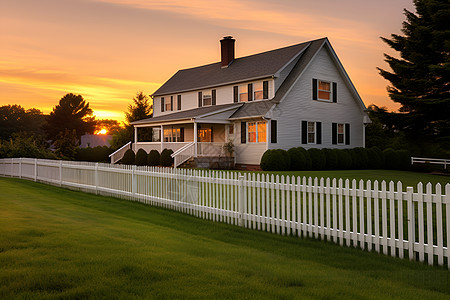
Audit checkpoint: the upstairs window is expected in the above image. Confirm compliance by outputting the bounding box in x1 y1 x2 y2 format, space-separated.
318 80 331 101
203 91 212 106
239 85 248 102
313 79 337 102
253 82 263 100
165 96 173 111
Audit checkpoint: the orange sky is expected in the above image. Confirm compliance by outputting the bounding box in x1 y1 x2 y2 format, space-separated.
0 0 415 122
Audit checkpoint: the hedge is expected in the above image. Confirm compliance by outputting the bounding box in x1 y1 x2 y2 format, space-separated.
148 150 160 166
135 149 148 166
307 148 325 170
260 149 290 171
288 147 311 171
121 149 135 165
160 148 174 167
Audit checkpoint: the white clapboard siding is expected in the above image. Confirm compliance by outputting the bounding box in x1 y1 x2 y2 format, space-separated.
1 157 450 268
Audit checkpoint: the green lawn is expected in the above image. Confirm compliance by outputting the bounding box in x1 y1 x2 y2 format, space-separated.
1 177 449 299
248 169 450 189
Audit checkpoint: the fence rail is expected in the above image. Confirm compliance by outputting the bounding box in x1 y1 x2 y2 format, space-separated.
412 157 450 168
1 158 450 268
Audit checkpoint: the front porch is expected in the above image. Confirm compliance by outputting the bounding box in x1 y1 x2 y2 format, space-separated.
133 120 235 167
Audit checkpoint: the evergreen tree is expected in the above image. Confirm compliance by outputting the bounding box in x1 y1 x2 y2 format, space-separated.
377 0 450 143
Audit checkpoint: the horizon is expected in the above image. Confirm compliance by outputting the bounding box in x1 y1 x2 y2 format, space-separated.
0 0 415 122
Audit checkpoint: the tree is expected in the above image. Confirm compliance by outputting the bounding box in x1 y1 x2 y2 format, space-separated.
54 129 79 160
95 119 122 135
377 0 450 142
111 92 153 149
0 105 46 140
44 93 96 140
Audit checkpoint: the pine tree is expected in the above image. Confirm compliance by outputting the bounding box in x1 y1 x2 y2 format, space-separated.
377 0 450 141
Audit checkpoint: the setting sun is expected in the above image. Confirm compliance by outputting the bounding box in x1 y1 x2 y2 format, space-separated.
96 128 108 135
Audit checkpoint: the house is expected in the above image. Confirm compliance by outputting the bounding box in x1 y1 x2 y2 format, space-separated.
80 134 112 148
118 36 370 169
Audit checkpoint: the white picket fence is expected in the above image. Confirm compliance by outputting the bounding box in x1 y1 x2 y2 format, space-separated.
1 158 450 268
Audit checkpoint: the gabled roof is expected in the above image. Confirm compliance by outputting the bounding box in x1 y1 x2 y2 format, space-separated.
152 40 315 96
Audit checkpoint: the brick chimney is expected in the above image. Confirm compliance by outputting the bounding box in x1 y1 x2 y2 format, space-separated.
220 36 235 68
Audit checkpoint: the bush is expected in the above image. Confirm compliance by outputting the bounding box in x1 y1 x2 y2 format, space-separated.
322 148 338 170
260 149 290 171
160 148 174 167
135 149 148 166
337 150 353 170
121 149 135 165
76 146 112 163
354 147 369 169
383 148 399 170
288 147 310 170
307 148 325 170
148 149 160 166
397 150 411 170
370 146 384 169
365 147 381 169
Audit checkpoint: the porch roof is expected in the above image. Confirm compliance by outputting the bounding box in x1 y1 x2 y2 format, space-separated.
131 103 242 126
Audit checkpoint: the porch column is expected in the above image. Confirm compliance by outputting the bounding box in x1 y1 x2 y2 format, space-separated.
194 122 198 157
160 125 164 152
134 127 138 143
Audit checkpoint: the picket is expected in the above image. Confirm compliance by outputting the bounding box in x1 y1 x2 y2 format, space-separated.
1 158 449 268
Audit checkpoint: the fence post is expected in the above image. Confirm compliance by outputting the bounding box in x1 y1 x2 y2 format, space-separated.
19 158 22 179
132 165 137 199
406 186 415 260
238 174 245 227
95 163 99 195
34 158 37 182
59 160 62 187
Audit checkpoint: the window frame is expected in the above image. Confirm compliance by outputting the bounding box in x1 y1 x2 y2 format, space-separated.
337 123 345 145
307 121 316 144
165 96 173 111
239 85 248 102
317 80 332 101
247 121 266 143
202 90 212 106
253 82 264 101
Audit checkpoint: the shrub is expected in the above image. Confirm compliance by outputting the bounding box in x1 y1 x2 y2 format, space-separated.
260 149 290 171
160 148 174 167
307 148 325 170
369 146 384 169
121 149 135 165
354 147 369 169
365 147 381 169
339 150 353 170
148 149 160 166
135 149 148 166
288 147 306 170
383 148 400 170
322 148 338 170
397 150 411 170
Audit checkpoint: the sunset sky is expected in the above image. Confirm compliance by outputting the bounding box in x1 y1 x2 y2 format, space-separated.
1 0 415 122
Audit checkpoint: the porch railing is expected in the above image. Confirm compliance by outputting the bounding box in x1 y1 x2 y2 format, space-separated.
171 142 195 168
109 141 131 164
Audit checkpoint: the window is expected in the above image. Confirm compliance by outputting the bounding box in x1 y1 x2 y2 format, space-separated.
239 85 248 102
313 78 337 102
253 82 263 100
228 124 234 135
165 96 173 111
163 128 181 142
203 91 212 106
247 121 266 143
302 121 321 144
152 128 161 142
198 128 212 142
337 123 344 144
318 80 331 101
307 122 316 144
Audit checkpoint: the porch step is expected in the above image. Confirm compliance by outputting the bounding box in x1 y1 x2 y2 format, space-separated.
179 156 234 170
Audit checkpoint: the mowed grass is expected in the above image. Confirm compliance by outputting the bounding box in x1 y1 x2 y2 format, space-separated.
253 169 450 188
1 178 449 299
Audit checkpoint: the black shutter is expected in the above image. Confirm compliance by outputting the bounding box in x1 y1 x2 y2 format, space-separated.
332 123 337 145
312 79 318 100
212 89 216 105
198 92 202 107
233 86 239 103
263 81 269 99
180 128 184 142
271 120 277 143
161 97 165 112
177 95 181 110
170 96 173 111
345 123 350 145
241 122 246 144
248 83 253 101
316 122 322 144
301 121 307 144
332 82 337 103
